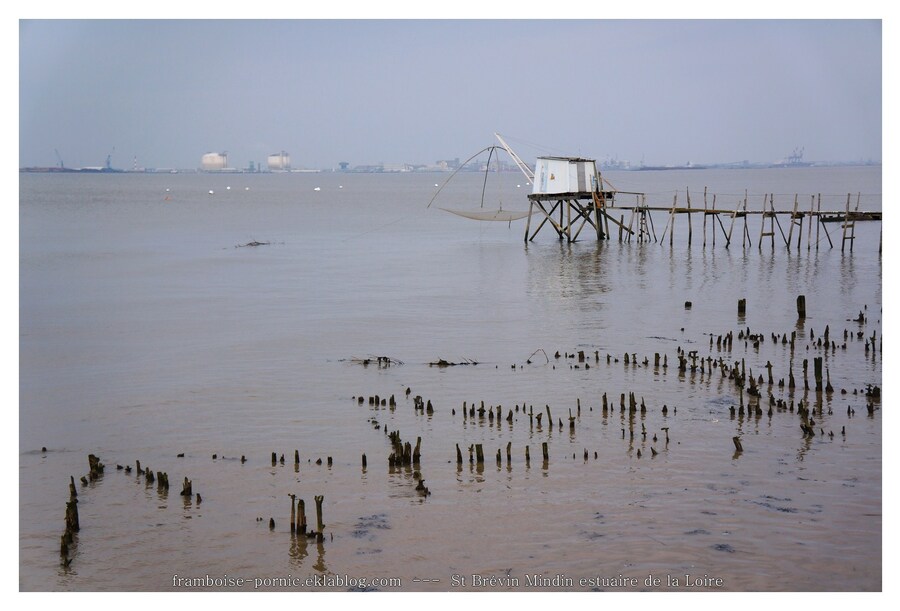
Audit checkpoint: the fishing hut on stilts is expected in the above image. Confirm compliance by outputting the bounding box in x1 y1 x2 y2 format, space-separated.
524 156 620 243
428 134 881 251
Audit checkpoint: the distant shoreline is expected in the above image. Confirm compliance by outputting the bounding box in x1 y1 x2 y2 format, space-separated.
19 162 882 175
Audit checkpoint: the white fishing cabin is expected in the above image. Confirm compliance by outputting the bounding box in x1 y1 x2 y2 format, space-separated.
525 156 616 242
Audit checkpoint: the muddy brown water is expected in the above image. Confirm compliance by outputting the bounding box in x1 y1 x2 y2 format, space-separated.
19 167 881 591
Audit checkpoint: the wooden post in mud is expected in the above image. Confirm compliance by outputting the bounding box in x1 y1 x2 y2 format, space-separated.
797 295 806 319
542 442 549 461
180 477 192 497
506 442 512 464
525 445 531 466
297 499 307 535
88 454 104 480
702 187 708 247
687 187 693 246
413 437 421 466
65 498 80 533
362 453 367 469
314 495 325 542
814 357 823 392
475 444 484 465
456 444 463 466
738 299 746 317
733 436 743 453
289 494 296 534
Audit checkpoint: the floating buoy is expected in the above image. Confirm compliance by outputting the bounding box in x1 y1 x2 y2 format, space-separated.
226 186 231 190
208 190 214 195
245 187 250 190
517 184 521 188
165 188 170 192
314 187 321 191
339 185 343 189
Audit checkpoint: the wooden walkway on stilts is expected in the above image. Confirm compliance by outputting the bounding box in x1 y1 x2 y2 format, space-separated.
525 189 881 252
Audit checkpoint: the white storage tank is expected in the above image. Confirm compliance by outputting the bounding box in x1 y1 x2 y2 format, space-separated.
201 152 228 171
267 151 291 171
532 156 599 195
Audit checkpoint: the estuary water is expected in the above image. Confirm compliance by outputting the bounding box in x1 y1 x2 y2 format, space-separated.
19 166 882 592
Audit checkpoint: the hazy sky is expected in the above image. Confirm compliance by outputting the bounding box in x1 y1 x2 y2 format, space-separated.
19 19 882 170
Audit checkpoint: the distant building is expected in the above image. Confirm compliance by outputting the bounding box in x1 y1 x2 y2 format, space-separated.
201 152 228 171
435 158 460 171
267 151 291 172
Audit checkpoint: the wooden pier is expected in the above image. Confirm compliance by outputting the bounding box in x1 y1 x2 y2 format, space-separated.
525 188 881 252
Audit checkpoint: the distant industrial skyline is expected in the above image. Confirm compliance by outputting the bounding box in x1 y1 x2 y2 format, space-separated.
19 20 882 171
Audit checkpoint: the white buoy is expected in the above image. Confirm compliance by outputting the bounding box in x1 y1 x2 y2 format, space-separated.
314 187 321 191
226 186 231 190
434 183 439 187
339 185 343 189
517 184 521 188
245 187 250 191
165 188 170 192
208 190 214 195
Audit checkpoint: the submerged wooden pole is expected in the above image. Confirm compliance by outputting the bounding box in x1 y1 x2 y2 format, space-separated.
298 499 307 535
289 494 296 534
314 495 325 540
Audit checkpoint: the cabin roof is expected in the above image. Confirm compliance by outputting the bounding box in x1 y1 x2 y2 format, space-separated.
536 156 596 163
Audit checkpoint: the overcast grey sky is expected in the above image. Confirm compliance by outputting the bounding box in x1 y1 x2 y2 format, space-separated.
19 19 882 170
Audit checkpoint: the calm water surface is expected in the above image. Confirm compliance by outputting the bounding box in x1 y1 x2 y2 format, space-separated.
19 167 882 591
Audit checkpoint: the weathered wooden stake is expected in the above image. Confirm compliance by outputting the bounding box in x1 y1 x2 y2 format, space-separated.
298 499 307 534
65 498 79 532
314 495 325 541
733 436 743 453
180 477 192 497
289 494 296 534
797 295 806 319
814 357 823 392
